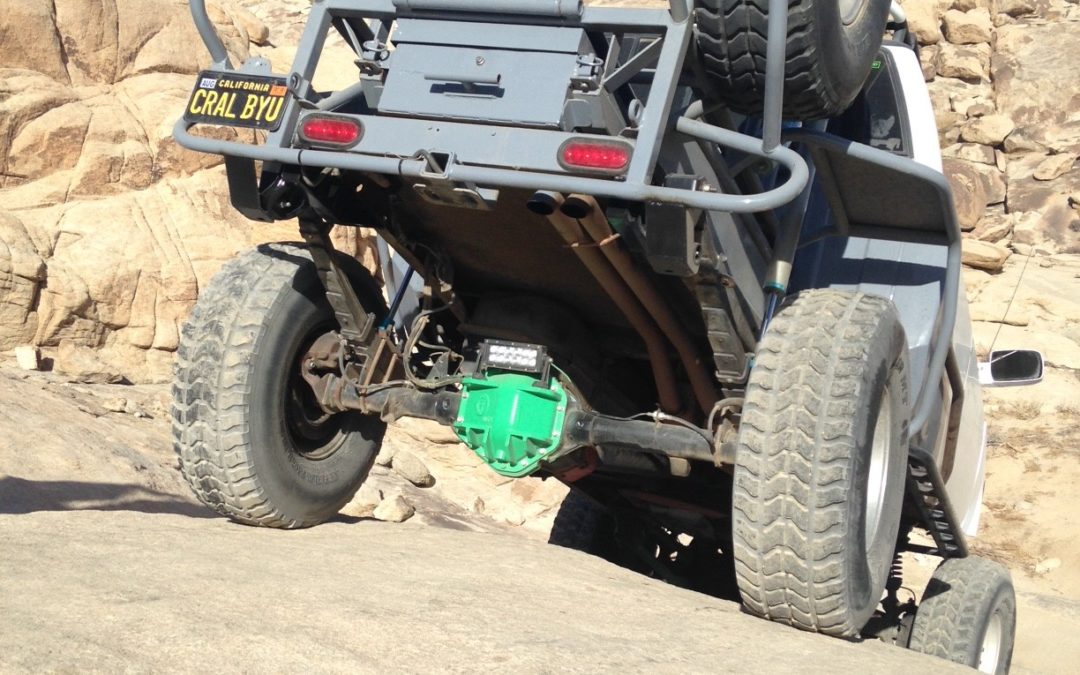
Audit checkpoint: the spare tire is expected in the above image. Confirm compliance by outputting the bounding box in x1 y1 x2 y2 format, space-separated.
694 0 892 120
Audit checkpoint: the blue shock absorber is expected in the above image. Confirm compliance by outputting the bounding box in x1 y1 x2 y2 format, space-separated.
380 266 415 330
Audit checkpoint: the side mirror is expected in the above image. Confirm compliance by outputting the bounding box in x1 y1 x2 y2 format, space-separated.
978 350 1044 388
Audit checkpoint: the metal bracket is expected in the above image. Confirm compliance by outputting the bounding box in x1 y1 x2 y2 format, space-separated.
239 57 273 75
224 156 273 222
414 183 498 210
906 446 969 558
571 54 604 92
414 150 498 209
358 39 390 77
645 174 702 277
602 37 662 93
287 72 318 110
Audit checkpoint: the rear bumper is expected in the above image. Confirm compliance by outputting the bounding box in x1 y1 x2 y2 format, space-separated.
173 114 809 213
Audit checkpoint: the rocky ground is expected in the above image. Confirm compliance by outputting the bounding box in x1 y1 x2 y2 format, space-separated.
4 251 1077 672
1 0 1079 673
0 358 566 536
0 509 969 674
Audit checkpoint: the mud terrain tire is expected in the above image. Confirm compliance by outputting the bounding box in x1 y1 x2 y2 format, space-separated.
172 243 386 528
549 489 617 558
694 0 892 120
909 556 1017 674
732 290 909 636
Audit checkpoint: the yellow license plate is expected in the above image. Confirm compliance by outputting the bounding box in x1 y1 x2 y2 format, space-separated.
183 71 289 131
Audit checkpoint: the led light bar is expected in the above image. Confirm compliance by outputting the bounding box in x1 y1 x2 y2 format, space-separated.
480 340 547 375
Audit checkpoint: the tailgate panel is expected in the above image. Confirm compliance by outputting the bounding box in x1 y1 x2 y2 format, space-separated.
379 44 577 127
379 20 588 127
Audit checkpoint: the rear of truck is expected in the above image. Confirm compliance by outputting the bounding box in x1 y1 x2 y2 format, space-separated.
171 1 1041 671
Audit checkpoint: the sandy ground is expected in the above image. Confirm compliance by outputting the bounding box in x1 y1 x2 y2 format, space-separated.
965 254 1080 674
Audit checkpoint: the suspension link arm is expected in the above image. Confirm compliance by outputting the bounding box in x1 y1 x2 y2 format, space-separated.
298 219 377 348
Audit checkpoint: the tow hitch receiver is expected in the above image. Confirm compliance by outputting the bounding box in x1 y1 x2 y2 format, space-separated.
452 373 569 478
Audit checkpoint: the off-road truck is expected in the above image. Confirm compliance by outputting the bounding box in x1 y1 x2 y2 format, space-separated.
173 0 1043 670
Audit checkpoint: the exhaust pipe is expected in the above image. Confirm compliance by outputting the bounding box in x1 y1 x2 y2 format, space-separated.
563 194 719 416
533 191 683 414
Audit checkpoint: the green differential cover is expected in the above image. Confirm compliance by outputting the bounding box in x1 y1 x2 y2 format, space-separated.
452 373 568 477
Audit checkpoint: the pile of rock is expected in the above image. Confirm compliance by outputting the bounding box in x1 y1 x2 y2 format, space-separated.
0 0 376 384
905 0 1080 271
338 418 568 531
2 0 1075 378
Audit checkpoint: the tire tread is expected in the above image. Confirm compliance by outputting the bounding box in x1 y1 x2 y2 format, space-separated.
549 490 614 556
909 556 1016 672
733 290 901 636
694 0 882 119
172 244 324 529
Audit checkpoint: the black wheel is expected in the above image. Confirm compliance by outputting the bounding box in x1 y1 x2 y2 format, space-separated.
732 290 910 636
172 243 387 528
909 556 1017 674
548 489 618 559
694 0 892 120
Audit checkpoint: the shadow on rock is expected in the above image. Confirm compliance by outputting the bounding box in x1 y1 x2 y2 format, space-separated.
0 476 213 518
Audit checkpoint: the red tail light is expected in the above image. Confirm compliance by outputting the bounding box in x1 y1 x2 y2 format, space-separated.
559 139 633 174
299 115 362 146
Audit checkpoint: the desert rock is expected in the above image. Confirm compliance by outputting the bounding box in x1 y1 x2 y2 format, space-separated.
967 161 1008 205
943 142 996 165
993 23 1080 133
951 94 992 118
1003 151 1080 254
0 0 305 383
902 0 944 44
1035 558 1062 574
1003 128 1047 153
343 483 384 519
210 0 271 46
101 397 130 414
936 109 965 145
919 44 940 80
936 43 991 81
1010 206 1079 255
994 0 1036 16
0 5 70 82
54 340 126 384
0 214 45 350
13 345 40 371
1032 153 1077 182
374 443 397 467
962 239 1011 272
392 451 437 488
960 114 1015 146
942 8 993 44
944 158 989 230
972 211 1014 243
374 494 416 523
